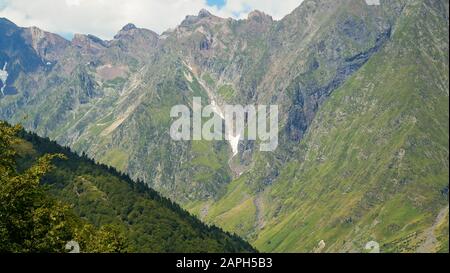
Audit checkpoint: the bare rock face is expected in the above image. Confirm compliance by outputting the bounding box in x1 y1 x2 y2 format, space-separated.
71 33 108 54
120 23 137 32
247 10 273 22
23 26 70 61
198 9 212 18
0 0 398 200
112 23 159 52
0 18 46 97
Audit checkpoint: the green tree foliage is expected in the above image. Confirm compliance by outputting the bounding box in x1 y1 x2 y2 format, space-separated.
0 121 254 253
0 121 127 253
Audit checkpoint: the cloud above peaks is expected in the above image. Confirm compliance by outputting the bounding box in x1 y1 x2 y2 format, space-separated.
0 0 303 39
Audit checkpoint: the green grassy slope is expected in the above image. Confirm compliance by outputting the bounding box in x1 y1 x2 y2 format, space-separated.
199 0 449 253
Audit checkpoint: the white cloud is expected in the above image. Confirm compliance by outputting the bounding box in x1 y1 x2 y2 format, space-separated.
0 0 303 39
214 0 304 19
65 0 81 7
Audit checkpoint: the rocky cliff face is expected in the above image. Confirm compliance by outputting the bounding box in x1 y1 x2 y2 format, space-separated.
0 0 448 252
196 0 449 253
161 0 398 189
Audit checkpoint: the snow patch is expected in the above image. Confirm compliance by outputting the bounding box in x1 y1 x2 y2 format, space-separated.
228 133 240 156
365 0 380 5
183 61 241 157
210 100 239 156
183 60 240 157
0 62 8 96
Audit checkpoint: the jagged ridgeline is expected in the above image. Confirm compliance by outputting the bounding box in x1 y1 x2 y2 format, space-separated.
0 0 449 253
0 122 255 253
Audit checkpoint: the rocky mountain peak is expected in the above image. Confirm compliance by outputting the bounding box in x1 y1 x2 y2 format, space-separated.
247 10 273 22
198 9 212 18
72 33 107 46
0 17 17 28
114 23 158 38
108 24 159 57
112 24 159 50
0 17 19 37
23 26 70 61
71 33 89 43
121 23 137 32
27 26 46 38
180 9 221 27
71 33 108 54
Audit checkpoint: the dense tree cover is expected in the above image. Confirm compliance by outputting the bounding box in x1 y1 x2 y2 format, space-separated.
0 122 127 252
0 121 255 253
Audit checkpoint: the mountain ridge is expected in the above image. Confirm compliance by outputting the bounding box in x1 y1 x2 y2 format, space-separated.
1 0 448 253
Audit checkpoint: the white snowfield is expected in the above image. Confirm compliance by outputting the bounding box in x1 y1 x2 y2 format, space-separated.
210 100 241 157
0 62 8 96
365 0 381 5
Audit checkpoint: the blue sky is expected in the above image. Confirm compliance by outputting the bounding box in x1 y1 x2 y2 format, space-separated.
206 0 226 8
0 0 303 39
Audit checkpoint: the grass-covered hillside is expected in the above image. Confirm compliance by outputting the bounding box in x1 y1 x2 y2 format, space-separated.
196 0 449 253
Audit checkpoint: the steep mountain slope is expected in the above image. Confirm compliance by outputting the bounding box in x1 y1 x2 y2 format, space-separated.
0 0 448 253
0 0 400 204
173 0 400 194
4 122 254 253
197 0 449 253
0 15 234 203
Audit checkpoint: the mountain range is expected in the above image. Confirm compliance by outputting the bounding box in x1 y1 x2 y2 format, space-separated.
0 0 448 253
